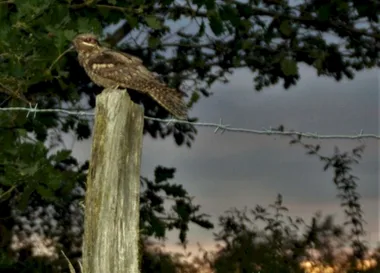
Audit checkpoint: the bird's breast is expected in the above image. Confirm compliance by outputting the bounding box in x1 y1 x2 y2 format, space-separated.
84 68 119 89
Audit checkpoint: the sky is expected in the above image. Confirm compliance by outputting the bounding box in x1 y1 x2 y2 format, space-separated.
69 65 379 253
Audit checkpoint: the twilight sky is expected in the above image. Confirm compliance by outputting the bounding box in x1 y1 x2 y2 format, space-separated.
69 65 379 253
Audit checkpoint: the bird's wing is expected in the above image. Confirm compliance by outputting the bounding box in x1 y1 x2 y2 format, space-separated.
87 49 157 82
116 51 144 64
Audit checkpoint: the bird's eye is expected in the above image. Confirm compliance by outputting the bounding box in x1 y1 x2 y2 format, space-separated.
84 37 95 43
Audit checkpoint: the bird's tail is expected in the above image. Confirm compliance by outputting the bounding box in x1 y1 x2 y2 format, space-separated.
143 82 188 119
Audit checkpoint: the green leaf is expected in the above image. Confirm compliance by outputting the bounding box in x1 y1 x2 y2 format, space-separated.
77 18 91 33
155 166 175 183
337 1 349 12
125 15 138 28
220 5 240 25
314 58 323 72
21 164 40 176
17 129 27 138
150 216 166 238
76 120 91 140
17 185 35 210
279 20 292 36
63 29 76 41
36 185 55 200
190 92 200 104
242 40 251 49
10 61 24 77
48 175 63 191
52 150 71 163
148 36 160 48
208 12 224 36
281 58 298 76
197 21 206 36
161 0 174 4
54 31 66 52
0 173 15 186
145 15 162 30
204 0 216 10
233 56 241 66
317 5 330 21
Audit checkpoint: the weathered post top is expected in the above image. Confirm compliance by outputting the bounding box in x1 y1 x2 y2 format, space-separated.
82 89 144 273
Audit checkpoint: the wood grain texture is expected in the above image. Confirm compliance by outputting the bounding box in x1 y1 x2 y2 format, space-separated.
82 89 144 273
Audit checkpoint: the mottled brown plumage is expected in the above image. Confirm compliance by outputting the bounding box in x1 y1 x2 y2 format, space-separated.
72 33 187 119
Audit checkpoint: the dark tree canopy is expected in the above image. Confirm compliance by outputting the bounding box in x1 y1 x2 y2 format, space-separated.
0 0 378 147
1 0 379 109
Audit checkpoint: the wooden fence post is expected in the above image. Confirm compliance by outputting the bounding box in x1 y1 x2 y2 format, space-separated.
82 89 144 273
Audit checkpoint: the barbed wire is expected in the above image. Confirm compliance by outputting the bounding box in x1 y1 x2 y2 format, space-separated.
0 106 379 140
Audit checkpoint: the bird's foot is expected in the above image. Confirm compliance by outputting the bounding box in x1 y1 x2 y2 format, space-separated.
104 85 121 92
111 84 123 91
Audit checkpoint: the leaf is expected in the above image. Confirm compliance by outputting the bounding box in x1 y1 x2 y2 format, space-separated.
98 7 110 18
150 216 166 238
10 61 24 77
126 15 138 28
155 166 175 183
280 58 298 76
77 18 91 33
205 0 216 10
279 20 292 36
53 149 71 163
208 12 224 36
190 91 200 105
17 129 27 137
242 40 251 49
317 5 330 21
148 36 160 48
63 29 76 41
220 5 239 25
21 164 40 176
54 31 66 52
17 185 35 210
314 58 323 72
145 15 162 30
47 175 62 191
161 0 174 4
76 120 91 140
197 21 206 36
36 185 55 200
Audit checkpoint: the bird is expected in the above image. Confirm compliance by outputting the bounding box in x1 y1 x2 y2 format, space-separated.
71 33 187 119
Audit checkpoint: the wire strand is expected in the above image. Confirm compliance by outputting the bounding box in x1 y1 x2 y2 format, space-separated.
0 106 378 140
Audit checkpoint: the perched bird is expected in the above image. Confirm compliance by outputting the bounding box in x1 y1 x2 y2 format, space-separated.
72 33 187 119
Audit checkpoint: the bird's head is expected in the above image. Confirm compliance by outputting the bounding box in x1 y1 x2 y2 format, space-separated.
72 33 101 53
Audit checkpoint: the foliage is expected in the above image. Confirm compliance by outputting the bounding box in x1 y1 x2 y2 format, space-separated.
290 137 367 259
0 0 378 104
207 138 370 273
140 166 213 244
210 196 371 273
0 163 212 271
212 195 306 273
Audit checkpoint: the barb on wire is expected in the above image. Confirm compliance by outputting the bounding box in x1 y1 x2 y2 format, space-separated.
0 106 379 140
